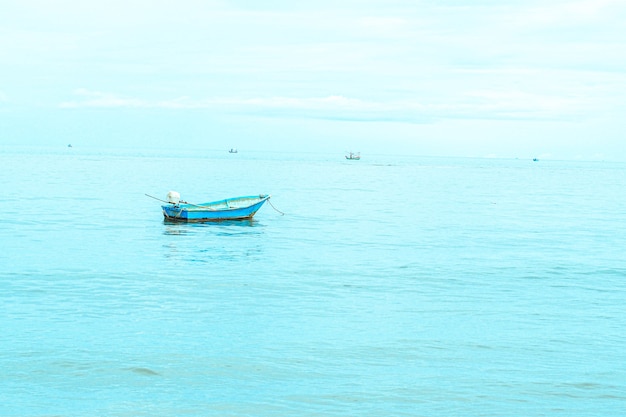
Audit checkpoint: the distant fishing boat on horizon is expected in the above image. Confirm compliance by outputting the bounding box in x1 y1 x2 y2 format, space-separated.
345 151 361 160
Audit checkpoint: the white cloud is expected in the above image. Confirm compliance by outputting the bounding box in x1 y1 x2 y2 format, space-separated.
58 87 590 123
463 90 584 119
59 89 146 108
59 90 388 112
522 0 621 25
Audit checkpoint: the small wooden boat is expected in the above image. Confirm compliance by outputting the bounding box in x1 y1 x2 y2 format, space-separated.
161 193 271 222
345 152 360 160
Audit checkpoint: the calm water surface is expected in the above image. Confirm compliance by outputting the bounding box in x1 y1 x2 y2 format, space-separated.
1 146 625 416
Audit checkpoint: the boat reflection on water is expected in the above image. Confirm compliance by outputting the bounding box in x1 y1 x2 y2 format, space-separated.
163 218 259 235
161 217 265 263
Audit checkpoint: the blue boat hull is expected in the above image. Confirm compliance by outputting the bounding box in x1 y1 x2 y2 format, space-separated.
162 195 270 222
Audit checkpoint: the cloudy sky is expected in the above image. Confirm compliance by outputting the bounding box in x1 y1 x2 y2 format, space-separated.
1 0 625 159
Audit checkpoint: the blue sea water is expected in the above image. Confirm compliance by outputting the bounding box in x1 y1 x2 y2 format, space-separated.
1 145 625 416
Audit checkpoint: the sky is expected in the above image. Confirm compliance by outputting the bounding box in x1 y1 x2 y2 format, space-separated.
1 0 625 159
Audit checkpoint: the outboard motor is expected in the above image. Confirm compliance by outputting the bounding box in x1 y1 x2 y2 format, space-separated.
166 191 181 204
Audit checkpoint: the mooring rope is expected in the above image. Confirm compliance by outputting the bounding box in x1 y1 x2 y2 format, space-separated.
268 198 285 216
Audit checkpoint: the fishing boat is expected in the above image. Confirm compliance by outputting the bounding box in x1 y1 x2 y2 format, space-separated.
160 191 270 222
345 152 361 160
229 148 238 153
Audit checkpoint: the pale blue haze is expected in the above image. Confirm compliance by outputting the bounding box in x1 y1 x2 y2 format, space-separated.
1 146 625 416
1 0 626 159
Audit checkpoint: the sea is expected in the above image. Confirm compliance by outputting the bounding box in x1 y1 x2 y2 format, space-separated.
1 145 625 417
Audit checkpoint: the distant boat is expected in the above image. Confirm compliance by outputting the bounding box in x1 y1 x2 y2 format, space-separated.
533 158 539 162
229 148 238 153
67 144 73 148
160 191 270 222
345 152 361 160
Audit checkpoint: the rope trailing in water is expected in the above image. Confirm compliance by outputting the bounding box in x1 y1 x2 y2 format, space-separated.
267 198 285 216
